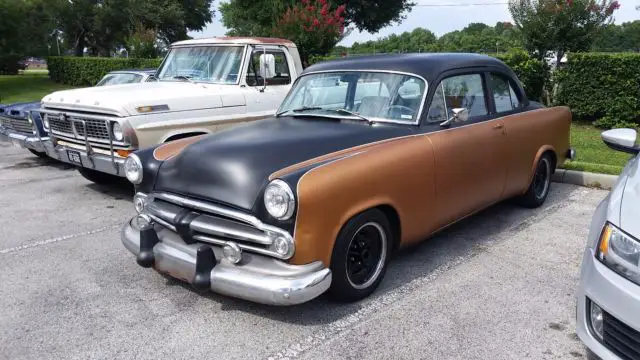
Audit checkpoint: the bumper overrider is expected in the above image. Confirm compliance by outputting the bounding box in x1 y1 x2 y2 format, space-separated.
121 213 332 306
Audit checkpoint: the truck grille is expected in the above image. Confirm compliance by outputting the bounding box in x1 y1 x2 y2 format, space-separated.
143 192 295 260
0 116 33 134
604 311 640 360
47 114 110 141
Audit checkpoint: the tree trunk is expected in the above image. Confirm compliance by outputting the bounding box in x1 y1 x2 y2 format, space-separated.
74 32 85 57
556 50 565 69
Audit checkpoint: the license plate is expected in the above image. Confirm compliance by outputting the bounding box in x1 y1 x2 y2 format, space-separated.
67 150 82 164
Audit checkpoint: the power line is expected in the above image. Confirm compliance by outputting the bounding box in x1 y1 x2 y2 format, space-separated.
414 2 508 6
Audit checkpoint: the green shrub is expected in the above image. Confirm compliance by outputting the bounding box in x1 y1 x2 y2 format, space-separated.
47 57 162 86
0 55 23 75
555 53 640 128
309 50 548 102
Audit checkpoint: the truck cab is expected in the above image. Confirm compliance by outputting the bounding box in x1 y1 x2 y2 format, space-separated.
38 37 302 184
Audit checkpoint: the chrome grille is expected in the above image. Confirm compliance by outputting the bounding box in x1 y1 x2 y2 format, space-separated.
47 114 110 141
143 192 295 260
0 116 32 134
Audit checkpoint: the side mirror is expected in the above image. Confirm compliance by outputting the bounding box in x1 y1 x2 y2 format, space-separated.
440 108 469 127
259 53 276 80
602 128 640 154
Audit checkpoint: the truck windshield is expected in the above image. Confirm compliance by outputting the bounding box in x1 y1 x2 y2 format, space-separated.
157 46 244 84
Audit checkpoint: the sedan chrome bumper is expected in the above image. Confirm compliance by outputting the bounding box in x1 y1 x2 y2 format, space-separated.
0 126 48 153
121 217 332 305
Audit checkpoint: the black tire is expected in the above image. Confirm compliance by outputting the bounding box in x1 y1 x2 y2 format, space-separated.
328 208 393 302
28 149 47 158
78 167 120 185
516 153 553 208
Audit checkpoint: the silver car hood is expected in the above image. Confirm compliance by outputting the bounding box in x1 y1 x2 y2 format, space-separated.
618 155 640 238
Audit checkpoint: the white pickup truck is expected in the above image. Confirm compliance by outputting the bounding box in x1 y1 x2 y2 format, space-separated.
38 37 303 184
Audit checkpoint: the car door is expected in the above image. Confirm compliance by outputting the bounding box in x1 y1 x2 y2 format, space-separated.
243 46 295 113
424 71 509 227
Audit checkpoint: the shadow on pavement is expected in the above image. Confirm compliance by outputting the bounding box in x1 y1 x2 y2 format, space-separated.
153 184 580 326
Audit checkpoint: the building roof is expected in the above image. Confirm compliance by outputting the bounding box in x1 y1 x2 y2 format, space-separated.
303 53 512 83
171 37 296 48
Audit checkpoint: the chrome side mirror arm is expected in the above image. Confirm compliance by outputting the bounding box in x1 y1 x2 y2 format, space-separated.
440 108 469 127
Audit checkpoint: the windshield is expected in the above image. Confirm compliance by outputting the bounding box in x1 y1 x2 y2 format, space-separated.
277 71 426 124
157 46 244 84
96 73 143 86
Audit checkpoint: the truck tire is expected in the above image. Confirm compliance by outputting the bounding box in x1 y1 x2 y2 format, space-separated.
78 168 120 185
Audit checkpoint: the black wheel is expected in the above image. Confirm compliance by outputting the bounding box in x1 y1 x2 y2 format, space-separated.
516 153 552 208
28 149 47 158
328 208 393 302
78 167 120 185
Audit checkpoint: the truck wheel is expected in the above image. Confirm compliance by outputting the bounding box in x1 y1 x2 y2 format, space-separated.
28 149 47 158
78 168 120 185
516 153 552 208
328 208 392 302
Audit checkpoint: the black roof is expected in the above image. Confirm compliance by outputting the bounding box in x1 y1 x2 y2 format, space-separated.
303 53 512 83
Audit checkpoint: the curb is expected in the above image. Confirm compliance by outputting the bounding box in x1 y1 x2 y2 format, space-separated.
552 169 618 190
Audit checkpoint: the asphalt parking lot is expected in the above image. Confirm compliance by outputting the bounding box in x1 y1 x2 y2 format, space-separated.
0 141 608 360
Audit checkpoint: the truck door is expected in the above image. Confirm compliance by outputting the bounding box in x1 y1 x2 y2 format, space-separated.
243 46 295 113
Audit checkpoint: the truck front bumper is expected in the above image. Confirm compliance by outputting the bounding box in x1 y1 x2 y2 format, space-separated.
0 126 49 153
121 217 332 306
49 140 126 176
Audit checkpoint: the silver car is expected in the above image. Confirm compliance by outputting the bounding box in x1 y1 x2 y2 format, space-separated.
577 128 640 359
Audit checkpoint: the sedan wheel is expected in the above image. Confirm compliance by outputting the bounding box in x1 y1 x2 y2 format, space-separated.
516 153 552 208
328 209 392 302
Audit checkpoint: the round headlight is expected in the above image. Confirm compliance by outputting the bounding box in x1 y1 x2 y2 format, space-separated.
124 154 143 184
264 179 295 220
223 242 242 264
43 115 49 129
273 237 291 256
133 192 147 213
112 122 124 141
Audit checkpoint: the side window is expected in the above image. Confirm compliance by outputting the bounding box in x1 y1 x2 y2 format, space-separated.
246 49 291 86
488 73 521 113
426 73 488 123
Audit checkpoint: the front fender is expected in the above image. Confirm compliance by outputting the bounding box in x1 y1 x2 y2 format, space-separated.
289 135 436 266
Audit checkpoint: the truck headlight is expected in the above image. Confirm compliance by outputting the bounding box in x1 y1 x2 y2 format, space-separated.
43 115 49 129
112 122 124 141
596 222 640 285
264 179 295 220
124 154 143 184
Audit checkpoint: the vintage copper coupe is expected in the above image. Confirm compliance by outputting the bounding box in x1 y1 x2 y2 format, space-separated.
121 54 574 305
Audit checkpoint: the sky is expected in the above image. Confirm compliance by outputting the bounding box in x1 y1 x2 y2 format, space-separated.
189 0 640 46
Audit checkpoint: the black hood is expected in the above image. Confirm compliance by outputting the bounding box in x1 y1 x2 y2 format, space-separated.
153 117 414 211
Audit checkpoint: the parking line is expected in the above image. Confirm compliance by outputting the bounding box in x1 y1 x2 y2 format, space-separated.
0 224 120 255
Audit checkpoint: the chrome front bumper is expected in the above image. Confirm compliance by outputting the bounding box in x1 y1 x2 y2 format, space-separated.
0 126 48 153
121 218 332 305
49 140 126 176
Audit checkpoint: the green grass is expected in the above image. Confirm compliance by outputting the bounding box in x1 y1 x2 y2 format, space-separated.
561 123 634 175
0 73 75 104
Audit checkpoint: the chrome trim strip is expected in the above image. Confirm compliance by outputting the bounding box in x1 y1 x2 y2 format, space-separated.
190 214 273 245
276 69 429 126
192 235 289 259
37 108 122 119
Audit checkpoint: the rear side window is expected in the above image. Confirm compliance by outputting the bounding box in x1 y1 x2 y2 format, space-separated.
488 73 521 113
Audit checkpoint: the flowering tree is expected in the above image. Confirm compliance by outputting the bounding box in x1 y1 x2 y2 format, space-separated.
273 0 348 66
509 0 620 65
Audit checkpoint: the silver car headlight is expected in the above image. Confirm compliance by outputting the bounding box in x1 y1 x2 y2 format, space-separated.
43 114 50 129
124 154 143 184
112 122 124 141
264 179 295 220
596 222 640 285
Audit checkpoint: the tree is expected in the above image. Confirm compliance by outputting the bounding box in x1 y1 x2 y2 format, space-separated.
220 0 414 36
592 21 640 52
509 0 620 64
273 0 348 65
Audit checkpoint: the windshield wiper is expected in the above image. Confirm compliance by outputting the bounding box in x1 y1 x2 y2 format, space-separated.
276 106 324 117
333 108 374 124
172 75 195 83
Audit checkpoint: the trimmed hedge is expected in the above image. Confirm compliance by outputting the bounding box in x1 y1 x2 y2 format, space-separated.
47 57 162 86
309 50 548 102
555 53 640 128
